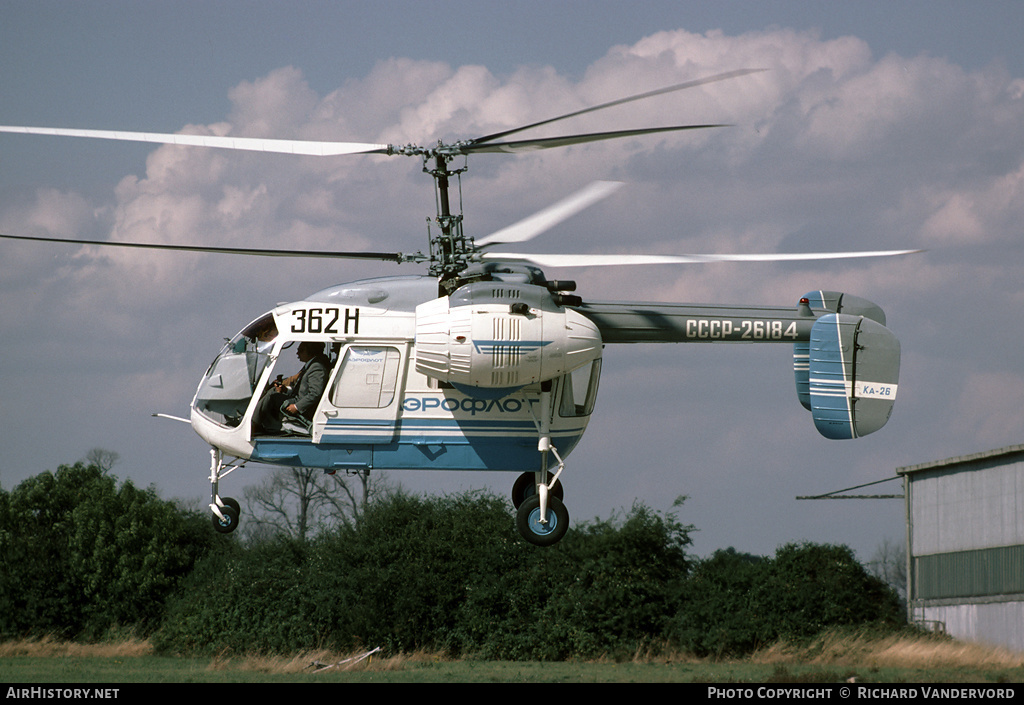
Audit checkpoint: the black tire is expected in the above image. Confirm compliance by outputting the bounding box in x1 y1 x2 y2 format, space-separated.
212 503 240 534
511 471 564 509
516 494 569 546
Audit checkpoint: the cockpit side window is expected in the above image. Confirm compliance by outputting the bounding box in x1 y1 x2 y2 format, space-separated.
558 359 602 418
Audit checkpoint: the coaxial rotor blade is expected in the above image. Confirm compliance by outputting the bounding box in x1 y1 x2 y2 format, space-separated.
1 69 764 159
461 124 725 154
0 125 391 156
0 232 409 261
480 249 924 268
468 68 765 147
474 180 623 247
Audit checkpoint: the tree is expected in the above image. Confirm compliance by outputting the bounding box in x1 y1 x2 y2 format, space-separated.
156 496 906 659
671 547 768 657
158 492 698 658
868 538 907 601
158 489 527 655
83 447 120 472
748 542 905 645
242 466 389 542
320 493 695 659
535 500 694 657
0 462 218 639
671 543 905 657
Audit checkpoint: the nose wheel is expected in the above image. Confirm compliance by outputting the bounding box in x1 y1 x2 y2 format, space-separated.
208 448 243 534
212 496 240 534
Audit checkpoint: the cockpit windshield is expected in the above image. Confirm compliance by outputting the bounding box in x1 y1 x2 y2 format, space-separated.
193 313 277 427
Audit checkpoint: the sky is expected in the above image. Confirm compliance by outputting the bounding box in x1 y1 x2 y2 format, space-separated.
1 0 1023 562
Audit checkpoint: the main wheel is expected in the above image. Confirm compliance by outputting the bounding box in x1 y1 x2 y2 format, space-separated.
516 494 569 546
511 471 564 509
212 502 240 534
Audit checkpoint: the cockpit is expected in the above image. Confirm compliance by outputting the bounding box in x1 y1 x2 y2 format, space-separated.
192 313 278 428
192 310 404 441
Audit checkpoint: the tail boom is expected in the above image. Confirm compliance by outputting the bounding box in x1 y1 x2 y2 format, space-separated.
575 290 901 440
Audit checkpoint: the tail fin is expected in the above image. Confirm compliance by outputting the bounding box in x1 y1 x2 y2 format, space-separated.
794 292 900 439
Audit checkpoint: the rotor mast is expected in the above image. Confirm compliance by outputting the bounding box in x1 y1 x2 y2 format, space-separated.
424 147 472 282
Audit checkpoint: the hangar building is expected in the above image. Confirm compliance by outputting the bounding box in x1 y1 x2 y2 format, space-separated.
898 444 1024 652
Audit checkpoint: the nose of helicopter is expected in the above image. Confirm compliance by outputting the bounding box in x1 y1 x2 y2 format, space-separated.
189 406 256 460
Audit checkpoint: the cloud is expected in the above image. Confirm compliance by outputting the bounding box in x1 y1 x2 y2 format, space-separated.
918 161 1024 244
954 371 1024 446
228 66 321 137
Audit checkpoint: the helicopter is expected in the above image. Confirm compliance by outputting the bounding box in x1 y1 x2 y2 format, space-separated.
0 69 918 545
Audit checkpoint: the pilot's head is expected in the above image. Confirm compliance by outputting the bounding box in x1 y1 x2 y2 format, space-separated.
296 341 325 361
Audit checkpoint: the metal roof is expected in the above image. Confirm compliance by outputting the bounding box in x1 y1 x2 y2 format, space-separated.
897 443 1024 476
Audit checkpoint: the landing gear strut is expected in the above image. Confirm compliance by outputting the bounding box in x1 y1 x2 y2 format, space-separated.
511 470 563 509
514 383 570 546
209 448 242 534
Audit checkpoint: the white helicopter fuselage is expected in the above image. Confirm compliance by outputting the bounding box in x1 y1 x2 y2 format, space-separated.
0 68 912 545
190 274 604 475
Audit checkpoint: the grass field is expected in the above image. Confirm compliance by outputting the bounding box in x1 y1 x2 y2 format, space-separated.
1 631 1022 683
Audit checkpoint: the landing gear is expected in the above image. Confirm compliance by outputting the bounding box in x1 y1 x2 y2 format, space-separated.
209 448 244 534
514 382 572 546
511 470 563 509
212 497 240 534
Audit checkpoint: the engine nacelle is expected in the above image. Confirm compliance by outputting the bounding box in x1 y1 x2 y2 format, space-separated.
414 282 602 396
803 312 901 439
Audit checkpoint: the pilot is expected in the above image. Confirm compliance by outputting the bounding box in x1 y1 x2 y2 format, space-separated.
232 318 277 353
253 341 329 433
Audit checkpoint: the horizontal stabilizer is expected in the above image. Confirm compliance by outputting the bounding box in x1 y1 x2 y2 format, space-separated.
805 313 900 440
793 291 888 411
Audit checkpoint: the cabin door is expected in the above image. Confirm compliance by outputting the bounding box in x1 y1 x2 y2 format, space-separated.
313 343 407 445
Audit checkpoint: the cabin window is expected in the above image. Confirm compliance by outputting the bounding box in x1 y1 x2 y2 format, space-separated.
330 346 402 408
558 359 602 418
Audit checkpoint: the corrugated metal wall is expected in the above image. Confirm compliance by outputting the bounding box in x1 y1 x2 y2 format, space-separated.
914 601 1024 653
907 455 1024 555
901 446 1024 653
914 545 1024 599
